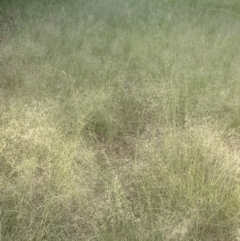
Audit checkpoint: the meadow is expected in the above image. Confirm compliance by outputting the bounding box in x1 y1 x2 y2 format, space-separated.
1 0 240 240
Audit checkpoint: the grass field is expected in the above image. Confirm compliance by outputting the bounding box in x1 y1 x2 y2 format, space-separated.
1 0 240 240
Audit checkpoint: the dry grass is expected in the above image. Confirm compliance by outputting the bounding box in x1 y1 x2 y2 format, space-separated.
1 0 240 240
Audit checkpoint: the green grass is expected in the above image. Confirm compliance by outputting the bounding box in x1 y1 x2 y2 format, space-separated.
1 0 240 240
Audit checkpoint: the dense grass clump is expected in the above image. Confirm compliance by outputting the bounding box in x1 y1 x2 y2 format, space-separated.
1 0 240 240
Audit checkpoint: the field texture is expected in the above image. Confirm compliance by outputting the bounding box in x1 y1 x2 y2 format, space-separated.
1 0 240 240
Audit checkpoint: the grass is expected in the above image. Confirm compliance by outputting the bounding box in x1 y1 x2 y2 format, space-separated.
1 0 240 240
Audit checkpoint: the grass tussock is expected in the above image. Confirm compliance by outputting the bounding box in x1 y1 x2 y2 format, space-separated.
1 0 240 240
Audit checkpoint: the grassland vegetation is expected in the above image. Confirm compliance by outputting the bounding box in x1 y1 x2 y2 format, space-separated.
1 0 240 240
